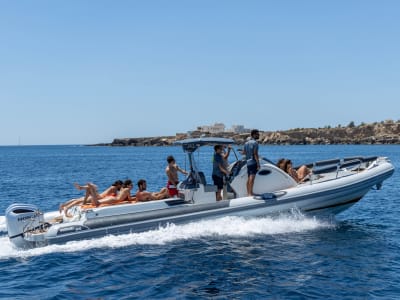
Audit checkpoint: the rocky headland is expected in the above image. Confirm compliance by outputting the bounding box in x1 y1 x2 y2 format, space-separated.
92 120 400 146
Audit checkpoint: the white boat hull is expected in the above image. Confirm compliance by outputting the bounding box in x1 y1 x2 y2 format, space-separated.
5 139 395 249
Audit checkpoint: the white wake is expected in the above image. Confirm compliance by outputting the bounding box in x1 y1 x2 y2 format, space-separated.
0 214 334 260
0 216 6 232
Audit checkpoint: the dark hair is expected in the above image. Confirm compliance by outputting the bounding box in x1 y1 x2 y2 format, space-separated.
214 144 223 151
277 158 285 170
251 129 259 137
167 155 175 163
112 180 123 186
137 179 146 188
123 179 133 187
282 159 292 172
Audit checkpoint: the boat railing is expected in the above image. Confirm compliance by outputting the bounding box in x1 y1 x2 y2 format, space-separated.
314 158 341 168
310 158 365 182
312 164 339 176
307 156 377 172
338 159 363 175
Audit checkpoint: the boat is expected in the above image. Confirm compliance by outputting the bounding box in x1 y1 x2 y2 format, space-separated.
5 137 395 249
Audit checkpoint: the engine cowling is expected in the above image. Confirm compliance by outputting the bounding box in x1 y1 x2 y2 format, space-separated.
5 203 43 248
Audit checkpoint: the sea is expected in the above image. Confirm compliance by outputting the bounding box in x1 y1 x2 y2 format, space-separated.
0 144 399 299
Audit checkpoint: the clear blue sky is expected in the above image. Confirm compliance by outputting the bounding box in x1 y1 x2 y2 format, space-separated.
1 1 399 145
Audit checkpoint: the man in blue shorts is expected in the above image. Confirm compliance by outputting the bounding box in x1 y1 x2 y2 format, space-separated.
212 145 230 201
244 129 260 196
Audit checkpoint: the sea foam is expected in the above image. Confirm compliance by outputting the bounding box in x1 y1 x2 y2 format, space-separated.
0 213 334 260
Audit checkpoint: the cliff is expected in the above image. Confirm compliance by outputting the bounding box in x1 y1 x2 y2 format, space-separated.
92 120 400 146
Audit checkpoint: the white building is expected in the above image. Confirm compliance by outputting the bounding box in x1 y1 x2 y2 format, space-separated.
198 123 251 134
198 123 226 134
229 125 247 133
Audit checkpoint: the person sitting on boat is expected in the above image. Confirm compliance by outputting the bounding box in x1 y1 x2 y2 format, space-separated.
60 180 123 216
277 158 285 170
136 179 169 202
165 155 188 197
281 159 310 183
84 179 136 207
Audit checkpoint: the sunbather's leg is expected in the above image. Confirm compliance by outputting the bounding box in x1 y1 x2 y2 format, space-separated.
98 195 117 205
153 188 169 200
87 183 101 206
63 198 83 217
74 183 94 204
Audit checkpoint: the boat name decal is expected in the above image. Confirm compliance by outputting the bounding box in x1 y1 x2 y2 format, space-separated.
18 216 34 222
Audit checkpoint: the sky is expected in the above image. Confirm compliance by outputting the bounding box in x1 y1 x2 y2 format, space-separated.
0 1 399 145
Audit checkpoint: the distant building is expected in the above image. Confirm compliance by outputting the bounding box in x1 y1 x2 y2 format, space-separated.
228 125 248 134
198 123 226 134
197 123 251 134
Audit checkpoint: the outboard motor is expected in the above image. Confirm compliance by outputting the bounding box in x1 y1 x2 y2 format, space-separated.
5 203 43 249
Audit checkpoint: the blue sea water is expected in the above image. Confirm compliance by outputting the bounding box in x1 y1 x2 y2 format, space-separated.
0 144 399 299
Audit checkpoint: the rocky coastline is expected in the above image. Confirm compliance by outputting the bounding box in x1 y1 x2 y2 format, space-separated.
91 120 400 146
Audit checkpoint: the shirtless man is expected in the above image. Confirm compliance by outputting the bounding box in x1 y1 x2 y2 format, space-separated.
165 155 188 197
60 180 123 216
136 179 169 202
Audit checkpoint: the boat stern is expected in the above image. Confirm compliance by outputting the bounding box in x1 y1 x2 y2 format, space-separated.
5 203 44 249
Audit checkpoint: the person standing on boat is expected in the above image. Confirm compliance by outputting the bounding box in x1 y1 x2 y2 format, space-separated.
221 145 232 199
212 145 230 201
165 155 188 197
244 129 260 196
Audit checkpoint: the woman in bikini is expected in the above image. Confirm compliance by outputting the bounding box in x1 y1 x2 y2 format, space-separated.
85 179 136 206
282 159 310 183
60 180 123 217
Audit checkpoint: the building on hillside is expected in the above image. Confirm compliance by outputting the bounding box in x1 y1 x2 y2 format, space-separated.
198 123 226 134
227 125 248 134
197 123 252 134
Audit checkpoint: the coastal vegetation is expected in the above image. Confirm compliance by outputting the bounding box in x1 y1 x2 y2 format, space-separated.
93 120 400 146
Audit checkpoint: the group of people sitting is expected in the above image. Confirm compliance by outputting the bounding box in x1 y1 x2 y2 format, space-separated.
277 158 311 183
59 155 188 217
59 179 171 217
59 153 312 217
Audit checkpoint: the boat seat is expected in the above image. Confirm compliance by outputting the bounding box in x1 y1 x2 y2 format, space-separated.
204 185 218 192
361 156 378 164
230 160 247 178
198 171 207 185
343 156 363 162
197 171 218 192
340 159 362 170
312 164 338 175
314 158 341 167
